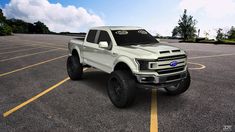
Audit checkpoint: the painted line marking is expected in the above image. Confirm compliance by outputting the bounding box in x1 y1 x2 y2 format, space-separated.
188 53 235 60
0 40 67 50
187 62 206 70
0 44 26 48
0 47 46 55
5 39 67 49
3 68 87 117
0 45 33 51
150 89 158 132
0 55 67 77
0 48 61 62
3 78 70 117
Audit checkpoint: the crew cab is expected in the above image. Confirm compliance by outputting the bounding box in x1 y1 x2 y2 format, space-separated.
67 26 191 108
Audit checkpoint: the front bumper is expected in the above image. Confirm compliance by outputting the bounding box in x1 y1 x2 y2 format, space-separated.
135 72 187 89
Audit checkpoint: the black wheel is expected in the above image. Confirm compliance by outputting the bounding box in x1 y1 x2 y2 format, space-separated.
165 70 191 95
67 55 83 80
107 70 136 108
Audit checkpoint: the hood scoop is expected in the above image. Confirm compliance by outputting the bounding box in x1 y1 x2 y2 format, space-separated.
159 50 181 54
159 50 170 54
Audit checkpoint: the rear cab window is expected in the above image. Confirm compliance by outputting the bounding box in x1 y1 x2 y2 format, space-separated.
86 30 97 43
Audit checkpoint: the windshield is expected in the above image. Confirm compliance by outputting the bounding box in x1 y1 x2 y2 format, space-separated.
111 29 158 46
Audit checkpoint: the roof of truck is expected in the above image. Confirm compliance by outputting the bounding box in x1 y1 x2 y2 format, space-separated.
91 26 142 30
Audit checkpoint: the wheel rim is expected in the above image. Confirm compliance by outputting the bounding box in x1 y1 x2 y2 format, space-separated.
110 77 123 101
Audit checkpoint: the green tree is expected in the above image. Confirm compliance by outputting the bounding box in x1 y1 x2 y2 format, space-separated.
227 26 235 40
172 26 181 37
216 28 224 41
204 31 209 40
0 9 6 22
0 9 12 36
6 19 30 33
0 23 12 35
172 9 197 41
34 21 50 34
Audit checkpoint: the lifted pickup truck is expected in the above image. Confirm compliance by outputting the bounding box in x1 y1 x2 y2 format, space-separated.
67 26 190 108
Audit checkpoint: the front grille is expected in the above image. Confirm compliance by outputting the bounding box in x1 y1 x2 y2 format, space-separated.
156 66 185 74
166 74 181 81
157 54 186 61
137 54 186 75
158 61 184 66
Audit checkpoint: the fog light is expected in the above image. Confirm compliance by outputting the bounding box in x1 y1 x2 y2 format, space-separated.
141 77 154 82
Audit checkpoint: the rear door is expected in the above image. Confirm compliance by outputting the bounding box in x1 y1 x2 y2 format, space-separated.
83 30 100 67
83 30 116 72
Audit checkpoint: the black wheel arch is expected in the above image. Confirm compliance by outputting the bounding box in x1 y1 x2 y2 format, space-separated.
114 62 133 73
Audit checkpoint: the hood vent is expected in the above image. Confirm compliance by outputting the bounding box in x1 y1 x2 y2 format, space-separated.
172 50 180 53
159 50 170 54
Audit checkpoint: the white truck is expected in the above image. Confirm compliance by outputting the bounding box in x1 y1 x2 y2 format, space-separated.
67 26 191 108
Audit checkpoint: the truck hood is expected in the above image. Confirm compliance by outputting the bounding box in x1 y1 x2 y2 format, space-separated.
116 43 185 59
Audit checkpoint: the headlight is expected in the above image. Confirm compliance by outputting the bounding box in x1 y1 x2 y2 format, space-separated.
135 59 157 70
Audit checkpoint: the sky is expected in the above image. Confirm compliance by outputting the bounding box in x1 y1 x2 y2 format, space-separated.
0 0 235 38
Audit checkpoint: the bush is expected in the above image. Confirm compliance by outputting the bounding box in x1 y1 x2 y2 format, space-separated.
195 37 206 42
0 23 12 36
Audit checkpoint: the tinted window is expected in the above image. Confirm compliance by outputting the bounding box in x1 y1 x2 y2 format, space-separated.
97 31 111 45
86 30 97 43
111 30 158 46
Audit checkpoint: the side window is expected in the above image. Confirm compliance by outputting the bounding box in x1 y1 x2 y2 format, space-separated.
97 31 112 45
86 30 97 43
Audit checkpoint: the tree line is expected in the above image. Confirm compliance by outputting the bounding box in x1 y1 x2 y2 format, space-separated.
0 9 50 36
172 9 235 42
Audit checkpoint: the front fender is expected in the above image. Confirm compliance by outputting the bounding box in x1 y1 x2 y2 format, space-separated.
113 56 139 74
69 43 83 64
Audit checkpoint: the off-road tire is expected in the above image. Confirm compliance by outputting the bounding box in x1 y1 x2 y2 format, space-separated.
165 70 191 95
67 55 83 80
107 70 136 108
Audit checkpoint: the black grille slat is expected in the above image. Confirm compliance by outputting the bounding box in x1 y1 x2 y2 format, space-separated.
157 54 186 61
156 66 185 74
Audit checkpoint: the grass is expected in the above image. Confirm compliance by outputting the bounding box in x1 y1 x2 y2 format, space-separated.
180 38 235 45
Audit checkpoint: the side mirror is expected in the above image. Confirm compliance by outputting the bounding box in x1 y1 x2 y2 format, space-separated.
156 38 160 42
99 41 109 49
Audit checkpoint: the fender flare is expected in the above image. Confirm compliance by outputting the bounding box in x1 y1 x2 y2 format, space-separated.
113 56 138 74
70 45 83 63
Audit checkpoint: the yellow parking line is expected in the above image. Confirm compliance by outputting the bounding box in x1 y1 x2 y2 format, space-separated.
0 48 60 62
0 55 67 77
3 68 87 117
3 77 70 117
0 47 45 55
150 89 158 132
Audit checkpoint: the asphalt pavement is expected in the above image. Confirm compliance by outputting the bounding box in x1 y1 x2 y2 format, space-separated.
0 34 234 132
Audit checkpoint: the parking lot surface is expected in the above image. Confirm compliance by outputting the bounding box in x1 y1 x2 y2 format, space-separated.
0 34 234 132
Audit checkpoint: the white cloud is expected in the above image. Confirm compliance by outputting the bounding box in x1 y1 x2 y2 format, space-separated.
179 0 235 18
3 0 105 32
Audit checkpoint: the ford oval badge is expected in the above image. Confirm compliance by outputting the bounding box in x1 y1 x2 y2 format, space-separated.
170 61 178 67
